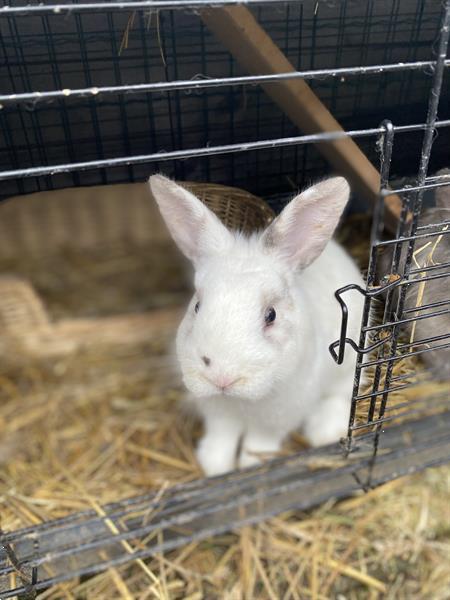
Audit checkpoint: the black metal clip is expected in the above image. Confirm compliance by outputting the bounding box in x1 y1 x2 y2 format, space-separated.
328 282 397 364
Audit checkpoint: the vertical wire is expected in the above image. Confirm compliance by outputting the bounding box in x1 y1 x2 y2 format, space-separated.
42 13 80 188
398 0 425 108
159 11 177 179
352 0 373 118
0 19 26 195
293 2 303 190
137 10 158 155
374 0 398 111
330 0 346 115
346 121 394 449
74 10 107 184
365 121 395 423
9 15 52 193
168 10 185 180
199 18 211 182
107 10 134 182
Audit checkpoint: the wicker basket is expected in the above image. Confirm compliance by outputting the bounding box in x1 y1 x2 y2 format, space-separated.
183 181 275 233
0 181 274 258
0 181 274 356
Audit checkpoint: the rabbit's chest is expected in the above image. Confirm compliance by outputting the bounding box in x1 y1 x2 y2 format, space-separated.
237 376 324 431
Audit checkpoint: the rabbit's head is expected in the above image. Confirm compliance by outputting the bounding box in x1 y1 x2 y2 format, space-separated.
149 175 350 401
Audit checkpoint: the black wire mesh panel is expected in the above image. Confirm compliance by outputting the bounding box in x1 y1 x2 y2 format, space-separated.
0 0 450 597
1 0 449 203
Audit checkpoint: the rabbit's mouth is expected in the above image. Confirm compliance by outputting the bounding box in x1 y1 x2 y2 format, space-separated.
181 366 250 397
183 367 273 401
200 374 245 395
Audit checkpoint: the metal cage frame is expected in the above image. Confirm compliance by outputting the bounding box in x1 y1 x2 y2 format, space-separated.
1 1 450 597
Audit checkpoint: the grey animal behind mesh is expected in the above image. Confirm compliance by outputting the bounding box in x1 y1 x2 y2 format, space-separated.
376 170 450 379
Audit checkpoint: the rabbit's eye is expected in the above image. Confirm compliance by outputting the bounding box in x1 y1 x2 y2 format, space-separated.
194 301 200 314
264 306 276 325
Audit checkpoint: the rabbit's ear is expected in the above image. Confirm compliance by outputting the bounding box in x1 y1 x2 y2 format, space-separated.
262 177 350 270
149 175 232 264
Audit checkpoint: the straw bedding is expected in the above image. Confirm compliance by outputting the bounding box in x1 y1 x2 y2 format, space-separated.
0 197 449 599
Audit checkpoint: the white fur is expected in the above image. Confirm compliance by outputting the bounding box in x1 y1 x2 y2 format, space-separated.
149 175 365 476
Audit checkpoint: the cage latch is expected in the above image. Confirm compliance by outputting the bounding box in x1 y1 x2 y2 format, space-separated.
328 283 396 364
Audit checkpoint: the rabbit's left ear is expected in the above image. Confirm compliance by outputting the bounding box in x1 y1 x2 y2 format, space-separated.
149 175 232 265
262 177 350 270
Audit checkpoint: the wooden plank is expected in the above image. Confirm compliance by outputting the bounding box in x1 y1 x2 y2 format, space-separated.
201 6 403 232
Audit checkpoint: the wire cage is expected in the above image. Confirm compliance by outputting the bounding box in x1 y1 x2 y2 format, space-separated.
1 0 450 597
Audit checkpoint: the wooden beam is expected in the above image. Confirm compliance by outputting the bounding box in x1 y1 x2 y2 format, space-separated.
201 6 403 233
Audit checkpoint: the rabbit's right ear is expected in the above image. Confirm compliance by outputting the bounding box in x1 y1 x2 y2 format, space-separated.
262 177 350 270
149 175 232 264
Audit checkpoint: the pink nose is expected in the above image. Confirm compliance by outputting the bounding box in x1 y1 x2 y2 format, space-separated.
213 376 238 391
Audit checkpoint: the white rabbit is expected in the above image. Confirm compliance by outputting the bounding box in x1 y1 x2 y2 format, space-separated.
149 175 365 476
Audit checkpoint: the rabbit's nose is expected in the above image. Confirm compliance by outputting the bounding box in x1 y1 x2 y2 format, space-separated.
215 376 238 391
201 355 211 367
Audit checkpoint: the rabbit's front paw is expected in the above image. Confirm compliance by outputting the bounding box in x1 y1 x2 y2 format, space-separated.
238 431 282 470
303 395 350 447
196 435 236 477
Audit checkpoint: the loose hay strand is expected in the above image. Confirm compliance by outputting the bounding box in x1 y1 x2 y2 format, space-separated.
52 456 165 600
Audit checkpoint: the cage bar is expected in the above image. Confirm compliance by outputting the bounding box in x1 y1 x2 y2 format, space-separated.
0 0 449 596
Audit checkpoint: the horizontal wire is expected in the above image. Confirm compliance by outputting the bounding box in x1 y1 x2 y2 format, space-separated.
362 307 450 333
426 173 450 182
369 396 440 415
0 1 348 15
416 218 450 232
351 408 435 431
350 395 449 431
374 225 450 247
389 371 426 384
1 119 450 181
403 299 450 314
398 270 450 285
357 341 450 369
387 370 437 385
396 331 450 351
383 179 450 196
1 60 449 105
393 370 444 383
355 369 447 401
409 261 450 276
355 381 417 401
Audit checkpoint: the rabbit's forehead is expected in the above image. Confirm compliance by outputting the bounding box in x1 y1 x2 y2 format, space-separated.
195 261 288 301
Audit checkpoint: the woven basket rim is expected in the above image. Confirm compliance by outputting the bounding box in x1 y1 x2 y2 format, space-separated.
180 180 275 208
